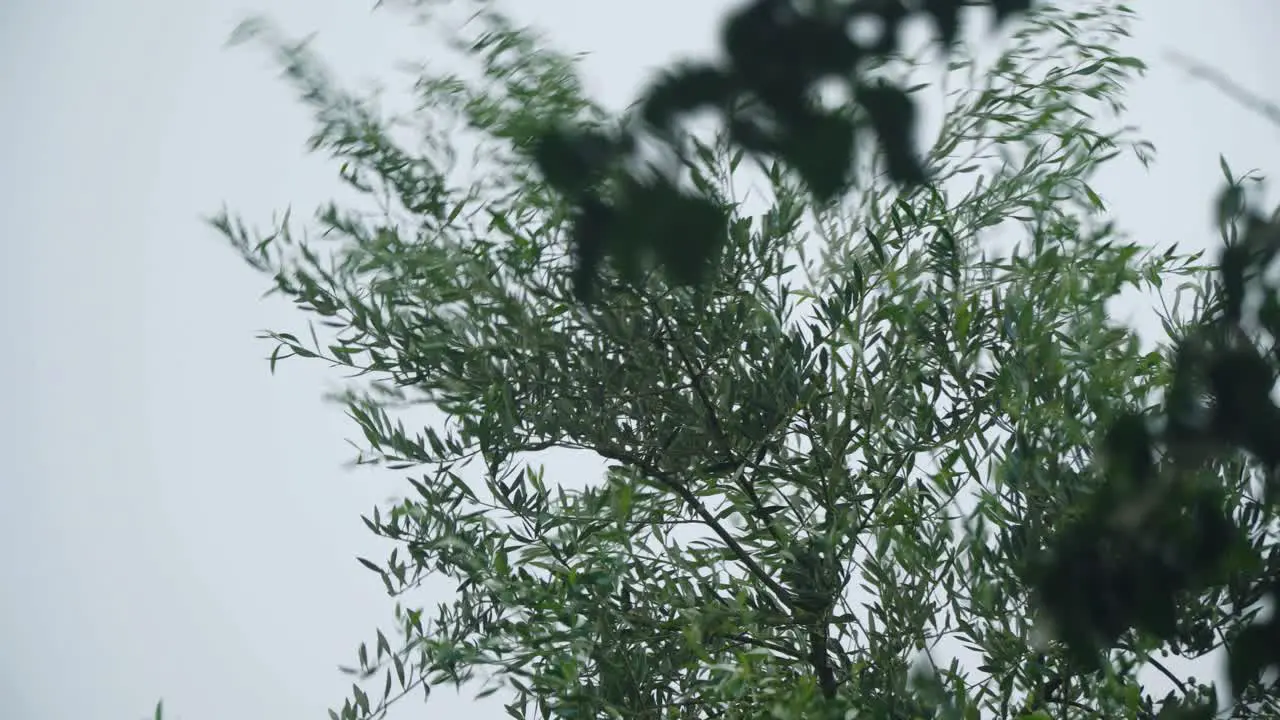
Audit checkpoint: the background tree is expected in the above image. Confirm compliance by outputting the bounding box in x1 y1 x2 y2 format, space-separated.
215 0 1276 718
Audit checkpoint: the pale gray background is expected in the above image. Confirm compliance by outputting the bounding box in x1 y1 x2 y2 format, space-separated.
1 1 1277 719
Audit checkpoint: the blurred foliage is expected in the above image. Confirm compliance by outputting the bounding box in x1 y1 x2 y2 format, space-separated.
529 0 1037 301
212 0 1280 718
1023 140 1280 717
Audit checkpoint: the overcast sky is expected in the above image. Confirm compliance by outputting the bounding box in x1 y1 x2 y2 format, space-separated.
2 1 1278 719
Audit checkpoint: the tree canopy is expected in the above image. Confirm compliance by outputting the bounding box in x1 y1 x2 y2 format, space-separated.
208 1 1280 718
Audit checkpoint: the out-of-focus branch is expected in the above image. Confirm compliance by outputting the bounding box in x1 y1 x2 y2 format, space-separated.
1166 50 1280 128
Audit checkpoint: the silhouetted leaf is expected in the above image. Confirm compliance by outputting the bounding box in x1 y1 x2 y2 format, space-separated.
621 178 731 288
991 0 1035 25
859 80 926 185
533 126 619 197
1103 411 1154 488
727 111 780 155
1153 694 1218 720
781 109 857 203
1227 619 1280 698
1219 244 1247 323
723 0 861 110
641 63 736 134
924 0 962 48
1207 347 1276 445
570 195 616 302
1216 183 1246 228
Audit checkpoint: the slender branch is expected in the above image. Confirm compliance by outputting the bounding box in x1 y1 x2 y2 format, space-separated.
1045 697 1101 715
808 624 838 699
655 311 733 454
725 453 791 546
1166 50 1280 128
726 632 806 660
597 444 796 609
652 308 791 545
1147 655 1191 697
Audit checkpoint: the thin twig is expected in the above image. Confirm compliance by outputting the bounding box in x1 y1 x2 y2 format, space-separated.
597 444 797 609
1165 50 1280 128
1148 655 1191 697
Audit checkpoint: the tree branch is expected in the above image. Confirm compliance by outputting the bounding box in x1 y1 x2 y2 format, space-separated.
597 444 796 609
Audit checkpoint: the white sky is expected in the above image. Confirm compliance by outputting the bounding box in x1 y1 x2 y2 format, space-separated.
1 1 1278 719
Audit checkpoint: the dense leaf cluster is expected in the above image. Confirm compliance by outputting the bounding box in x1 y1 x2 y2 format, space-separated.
1028 164 1280 712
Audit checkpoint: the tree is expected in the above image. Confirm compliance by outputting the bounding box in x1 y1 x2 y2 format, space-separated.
215 0 1276 718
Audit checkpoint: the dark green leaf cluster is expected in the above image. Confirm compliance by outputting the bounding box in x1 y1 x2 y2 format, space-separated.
1028 161 1280 709
531 0 1032 301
